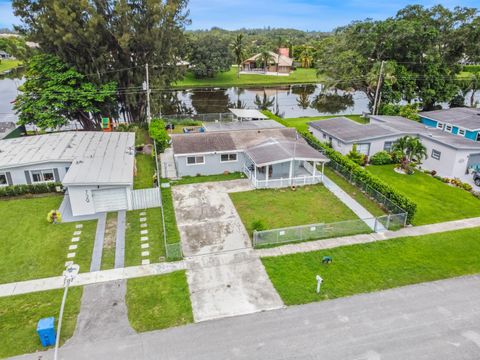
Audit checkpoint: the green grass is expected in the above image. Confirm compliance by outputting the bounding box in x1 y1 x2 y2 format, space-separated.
125 207 165 266
161 185 181 245
135 127 151 147
367 165 480 225
0 287 82 358
100 212 117 271
0 59 21 73
174 67 319 88
171 172 245 185
0 196 96 284
134 153 156 190
324 167 386 217
277 114 368 132
230 184 361 237
262 227 480 306
126 271 193 332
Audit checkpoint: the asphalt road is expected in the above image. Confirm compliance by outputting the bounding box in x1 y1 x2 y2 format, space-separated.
12 275 480 360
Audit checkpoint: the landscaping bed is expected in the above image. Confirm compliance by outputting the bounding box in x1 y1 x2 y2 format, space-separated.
262 227 480 306
0 287 82 358
367 165 480 225
0 196 96 284
126 271 193 332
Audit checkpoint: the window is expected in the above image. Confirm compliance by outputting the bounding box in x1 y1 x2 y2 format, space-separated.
31 169 55 183
383 141 393 152
220 153 237 162
0 173 7 186
459 129 466 136
431 149 441 160
445 125 452 133
356 143 370 156
186 156 204 165
436 122 444 130
322 133 327 139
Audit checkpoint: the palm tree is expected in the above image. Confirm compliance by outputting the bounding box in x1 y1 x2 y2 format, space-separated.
258 50 274 73
392 136 427 173
298 47 314 68
254 92 275 110
231 34 246 79
275 36 283 76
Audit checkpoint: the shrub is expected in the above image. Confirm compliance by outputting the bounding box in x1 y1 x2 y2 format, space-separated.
370 151 393 165
433 175 442 181
0 182 61 198
149 118 170 153
463 183 473 191
252 220 267 232
431 170 437 176
442 177 450 183
347 144 365 166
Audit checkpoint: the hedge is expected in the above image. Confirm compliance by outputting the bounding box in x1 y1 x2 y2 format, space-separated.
262 111 417 223
0 182 62 198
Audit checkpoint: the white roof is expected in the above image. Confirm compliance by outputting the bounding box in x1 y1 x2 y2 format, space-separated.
0 132 135 186
228 108 269 120
203 120 284 132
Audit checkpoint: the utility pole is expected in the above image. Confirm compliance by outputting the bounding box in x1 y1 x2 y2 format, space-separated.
145 63 152 124
372 60 385 116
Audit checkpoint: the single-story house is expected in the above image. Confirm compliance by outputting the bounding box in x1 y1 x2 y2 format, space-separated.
419 107 480 142
0 131 137 216
171 123 328 188
308 115 480 180
241 50 293 75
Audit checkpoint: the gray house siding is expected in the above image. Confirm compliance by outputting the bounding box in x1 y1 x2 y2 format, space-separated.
3 162 72 186
175 152 245 177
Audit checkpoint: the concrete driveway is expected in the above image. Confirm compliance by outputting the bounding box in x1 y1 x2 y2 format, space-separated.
172 180 284 322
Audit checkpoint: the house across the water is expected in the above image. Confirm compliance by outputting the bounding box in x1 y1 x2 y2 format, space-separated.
241 48 293 76
308 115 480 182
419 107 480 142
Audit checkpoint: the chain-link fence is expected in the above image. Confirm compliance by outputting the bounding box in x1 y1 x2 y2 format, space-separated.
253 213 407 248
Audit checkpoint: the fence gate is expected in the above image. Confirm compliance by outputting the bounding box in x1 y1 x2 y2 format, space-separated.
131 188 161 210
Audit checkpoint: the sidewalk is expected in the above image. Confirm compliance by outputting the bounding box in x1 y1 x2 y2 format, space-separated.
256 216 480 257
0 261 186 298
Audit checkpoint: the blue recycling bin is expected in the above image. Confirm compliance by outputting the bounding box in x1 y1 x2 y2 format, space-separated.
37 317 56 347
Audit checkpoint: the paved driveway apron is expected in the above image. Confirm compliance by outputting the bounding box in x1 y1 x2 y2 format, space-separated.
172 179 284 322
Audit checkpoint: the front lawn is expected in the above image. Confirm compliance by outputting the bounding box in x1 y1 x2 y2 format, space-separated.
171 172 244 185
262 227 480 305
367 165 480 225
134 153 156 189
173 67 319 88
0 196 96 284
230 185 362 237
0 287 82 358
126 271 193 332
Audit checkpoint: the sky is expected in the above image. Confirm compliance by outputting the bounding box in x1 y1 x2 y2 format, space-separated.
0 0 478 31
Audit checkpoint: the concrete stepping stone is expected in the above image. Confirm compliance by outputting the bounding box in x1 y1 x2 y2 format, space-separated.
140 236 149 242
140 212 146 216
140 230 148 235
141 251 149 257
76 224 83 229
67 252 76 258
72 237 80 242
69 244 78 250
140 223 148 228
65 261 74 267
140 217 147 222
73 231 82 236
141 243 149 249
142 259 150 265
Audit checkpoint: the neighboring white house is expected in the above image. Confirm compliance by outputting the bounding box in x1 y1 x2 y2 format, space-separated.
171 122 328 189
0 131 137 216
308 115 480 181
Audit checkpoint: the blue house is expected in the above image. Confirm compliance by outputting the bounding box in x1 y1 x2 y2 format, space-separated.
419 108 480 142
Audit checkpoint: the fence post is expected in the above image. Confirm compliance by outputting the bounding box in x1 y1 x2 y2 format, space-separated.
374 218 378 232
386 214 391 230
253 230 257 248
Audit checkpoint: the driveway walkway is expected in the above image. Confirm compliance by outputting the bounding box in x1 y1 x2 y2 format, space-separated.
11 274 480 360
172 180 284 322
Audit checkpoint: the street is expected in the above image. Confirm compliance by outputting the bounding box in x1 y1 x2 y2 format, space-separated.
12 274 480 360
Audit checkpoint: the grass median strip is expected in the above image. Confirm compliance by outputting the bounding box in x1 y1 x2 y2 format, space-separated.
126 271 193 332
0 287 82 358
262 227 480 305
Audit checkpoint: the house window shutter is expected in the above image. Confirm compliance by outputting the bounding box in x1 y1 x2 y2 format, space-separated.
53 168 60 182
6 172 13 186
24 170 31 185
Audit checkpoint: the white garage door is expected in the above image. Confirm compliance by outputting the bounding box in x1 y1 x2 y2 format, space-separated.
93 188 128 213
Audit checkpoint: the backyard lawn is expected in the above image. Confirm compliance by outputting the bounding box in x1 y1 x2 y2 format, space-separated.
134 153 156 189
0 195 97 284
262 227 480 305
126 271 193 332
173 67 319 88
276 114 368 132
230 184 362 236
367 165 480 225
0 287 82 358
